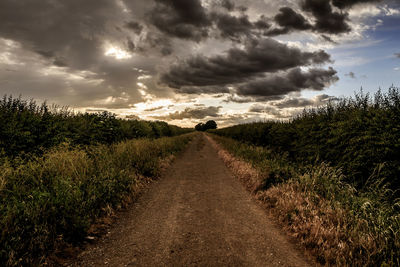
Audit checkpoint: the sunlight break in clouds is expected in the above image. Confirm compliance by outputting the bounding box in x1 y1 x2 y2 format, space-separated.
105 45 132 60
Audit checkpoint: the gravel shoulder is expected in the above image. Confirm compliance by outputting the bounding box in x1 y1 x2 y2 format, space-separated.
72 134 312 267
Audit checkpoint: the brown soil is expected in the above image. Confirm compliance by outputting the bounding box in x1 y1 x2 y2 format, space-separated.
71 134 313 267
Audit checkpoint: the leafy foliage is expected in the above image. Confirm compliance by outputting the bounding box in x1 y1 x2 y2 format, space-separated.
212 87 400 191
0 95 192 159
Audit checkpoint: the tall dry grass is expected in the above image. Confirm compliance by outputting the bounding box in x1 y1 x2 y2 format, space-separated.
0 134 193 266
210 134 400 266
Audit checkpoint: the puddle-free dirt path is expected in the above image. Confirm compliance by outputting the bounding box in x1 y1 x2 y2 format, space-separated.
72 134 312 267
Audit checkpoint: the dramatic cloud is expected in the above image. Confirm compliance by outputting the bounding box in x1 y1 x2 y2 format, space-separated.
0 0 155 107
149 0 211 41
211 12 270 41
152 106 222 120
266 7 312 36
161 38 332 91
0 0 128 69
236 67 338 98
331 0 382 9
213 13 254 40
297 0 385 35
0 0 396 127
301 0 351 34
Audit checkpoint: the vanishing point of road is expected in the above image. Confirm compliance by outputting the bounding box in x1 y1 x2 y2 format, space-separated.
72 134 312 267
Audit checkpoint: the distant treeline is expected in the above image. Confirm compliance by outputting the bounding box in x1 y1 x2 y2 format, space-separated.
212 87 400 191
0 95 192 158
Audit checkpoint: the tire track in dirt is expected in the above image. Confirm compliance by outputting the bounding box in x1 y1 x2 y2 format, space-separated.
72 134 312 267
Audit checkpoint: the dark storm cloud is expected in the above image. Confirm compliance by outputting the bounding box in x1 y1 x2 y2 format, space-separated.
211 12 271 41
236 67 338 98
213 13 254 40
301 0 351 34
254 16 271 30
153 106 222 120
262 0 385 36
331 0 382 9
161 38 332 91
274 7 312 31
175 85 230 95
149 0 211 41
266 7 312 36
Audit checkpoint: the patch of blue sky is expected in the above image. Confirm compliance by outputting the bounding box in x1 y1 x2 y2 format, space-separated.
324 15 400 98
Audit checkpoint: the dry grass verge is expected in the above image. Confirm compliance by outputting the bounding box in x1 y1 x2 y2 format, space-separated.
207 134 400 267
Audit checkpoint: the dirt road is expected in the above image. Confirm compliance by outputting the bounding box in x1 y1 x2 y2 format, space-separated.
73 134 312 267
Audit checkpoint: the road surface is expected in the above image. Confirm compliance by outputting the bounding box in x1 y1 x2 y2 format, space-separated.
72 134 312 267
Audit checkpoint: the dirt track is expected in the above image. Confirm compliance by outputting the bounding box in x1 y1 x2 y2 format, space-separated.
72 134 312 267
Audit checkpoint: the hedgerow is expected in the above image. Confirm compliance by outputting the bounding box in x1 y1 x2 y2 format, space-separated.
0 134 193 266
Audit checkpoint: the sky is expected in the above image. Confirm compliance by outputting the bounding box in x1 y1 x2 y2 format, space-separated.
0 0 399 127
